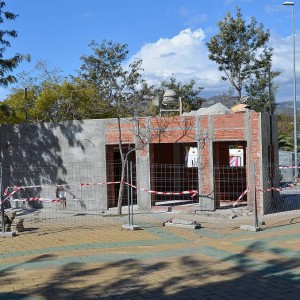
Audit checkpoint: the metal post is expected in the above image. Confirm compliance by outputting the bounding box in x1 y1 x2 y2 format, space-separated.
253 162 259 228
283 2 297 178
292 4 298 179
0 204 3 233
130 160 133 226
268 66 272 114
126 161 131 225
268 65 274 206
0 164 4 233
197 142 201 207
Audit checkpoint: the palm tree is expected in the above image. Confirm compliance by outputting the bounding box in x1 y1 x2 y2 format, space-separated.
278 132 294 151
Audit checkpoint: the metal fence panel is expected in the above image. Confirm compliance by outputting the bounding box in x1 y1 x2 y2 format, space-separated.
1 161 300 233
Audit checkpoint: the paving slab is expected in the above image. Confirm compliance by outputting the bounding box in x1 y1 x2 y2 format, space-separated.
0 211 299 299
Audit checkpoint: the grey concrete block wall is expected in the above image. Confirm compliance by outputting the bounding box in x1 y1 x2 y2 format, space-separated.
135 145 151 210
0 119 110 211
260 113 280 215
0 113 279 214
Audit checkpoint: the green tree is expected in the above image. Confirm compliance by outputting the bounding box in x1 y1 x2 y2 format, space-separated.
277 114 300 151
206 6 278 111
159 77 205 112
278 114 294 136
278 132 294 152
0 1 31 232
32 81 102 122
2 59 111 123
0 1 30 87
77 40 143 117
3 79 109 123
78 40 145 215
0 102 14 123
1 88 34 123
245 69 280 113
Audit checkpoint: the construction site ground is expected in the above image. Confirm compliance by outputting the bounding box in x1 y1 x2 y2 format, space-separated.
0 208 299 300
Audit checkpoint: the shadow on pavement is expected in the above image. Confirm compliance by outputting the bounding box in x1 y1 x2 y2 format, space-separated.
0 240 299 300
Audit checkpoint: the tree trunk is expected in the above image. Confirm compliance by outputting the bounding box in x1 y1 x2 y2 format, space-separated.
238 88 242 102
117 161 126 215
116 116 126 215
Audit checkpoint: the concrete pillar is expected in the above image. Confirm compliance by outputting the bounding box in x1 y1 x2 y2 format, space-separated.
135 118 151 210
198 115 215 211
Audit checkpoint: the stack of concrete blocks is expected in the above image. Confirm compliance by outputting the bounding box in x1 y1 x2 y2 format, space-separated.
164 218 201 229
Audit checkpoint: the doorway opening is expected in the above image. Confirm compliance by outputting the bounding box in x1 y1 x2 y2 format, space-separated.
150 143 198 207
213 141 247 208
106 145 136 208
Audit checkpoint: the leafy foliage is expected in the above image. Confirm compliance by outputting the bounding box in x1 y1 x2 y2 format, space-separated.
245 69 280 113
77 40 148 215
32 81 108 122
77 40 144 117
159 77 205 111
0 1 30 87
277 114 300 151
206 6 279 112
278 132 294 152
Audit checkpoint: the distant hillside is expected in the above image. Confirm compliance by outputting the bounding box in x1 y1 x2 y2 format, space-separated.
202 95 238 108
275 101 300 115
202 96 299 115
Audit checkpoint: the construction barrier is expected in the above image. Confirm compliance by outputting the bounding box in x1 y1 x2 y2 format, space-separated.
1 181 198 205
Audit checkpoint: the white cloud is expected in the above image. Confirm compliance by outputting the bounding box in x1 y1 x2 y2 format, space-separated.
130 28 229 97
129 27 300 102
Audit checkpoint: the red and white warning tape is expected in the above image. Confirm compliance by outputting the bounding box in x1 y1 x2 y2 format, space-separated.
233 186 250 207
122 181 198 198
233 181 300 208
1 181 198 205
9 198 65 203
3 181 121 195
1 187 24 205
258 182 298 193
279 166 300 169
1 182 122 205
3 178 299 207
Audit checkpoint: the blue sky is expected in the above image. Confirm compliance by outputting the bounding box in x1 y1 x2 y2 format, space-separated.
3 0 300 103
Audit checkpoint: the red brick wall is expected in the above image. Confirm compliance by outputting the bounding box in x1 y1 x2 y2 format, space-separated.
106 122 135 144
248 113 262 212
213 114 246 140
105 112 264 210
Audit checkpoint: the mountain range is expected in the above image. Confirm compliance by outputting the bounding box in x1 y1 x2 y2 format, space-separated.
202 95 299 115
275 101 300 115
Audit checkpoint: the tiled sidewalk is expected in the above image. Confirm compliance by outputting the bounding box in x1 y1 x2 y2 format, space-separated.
0 214 300 299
